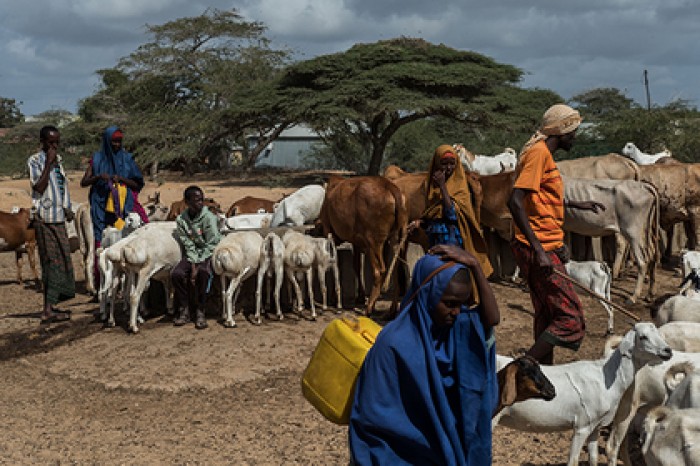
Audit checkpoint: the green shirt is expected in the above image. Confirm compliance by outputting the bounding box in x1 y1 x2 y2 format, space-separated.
175 206 222 263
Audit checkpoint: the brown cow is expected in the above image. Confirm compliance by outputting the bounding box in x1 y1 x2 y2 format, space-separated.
225 196 277 217
639 163 700 262
0 208 39 286
319 175 408 315
166 197 223 221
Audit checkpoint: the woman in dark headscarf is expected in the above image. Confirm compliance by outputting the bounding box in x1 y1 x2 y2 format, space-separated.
81 125 145 243
419 144 492 277
349 244 500 466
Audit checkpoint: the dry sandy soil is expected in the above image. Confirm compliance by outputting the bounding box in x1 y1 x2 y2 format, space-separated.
0 170 679 465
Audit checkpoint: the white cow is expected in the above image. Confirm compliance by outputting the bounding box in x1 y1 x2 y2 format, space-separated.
255 231 285 324
120 222 181 333
622 142 673 165
563 176 660 303
494 323 672 466
212 231 263 328
269 185 325 227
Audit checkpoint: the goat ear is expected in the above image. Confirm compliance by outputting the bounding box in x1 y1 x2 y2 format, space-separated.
498 363 519 408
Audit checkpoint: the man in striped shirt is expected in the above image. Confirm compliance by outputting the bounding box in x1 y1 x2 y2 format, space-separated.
28 125 75 324
507 104 604 364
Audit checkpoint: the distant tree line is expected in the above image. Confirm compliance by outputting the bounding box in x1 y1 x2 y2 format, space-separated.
1 8 699 177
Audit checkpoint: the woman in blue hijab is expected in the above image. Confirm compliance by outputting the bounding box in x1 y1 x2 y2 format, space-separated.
349 244 500 465
81 125 145 243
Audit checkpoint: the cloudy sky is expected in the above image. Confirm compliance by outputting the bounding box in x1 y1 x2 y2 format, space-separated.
1 0 698 116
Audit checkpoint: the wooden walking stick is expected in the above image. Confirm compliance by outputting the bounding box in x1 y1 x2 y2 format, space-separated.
553 268 640 322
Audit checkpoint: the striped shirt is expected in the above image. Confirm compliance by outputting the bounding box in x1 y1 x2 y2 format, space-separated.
513 140 565 251
28 151 72 224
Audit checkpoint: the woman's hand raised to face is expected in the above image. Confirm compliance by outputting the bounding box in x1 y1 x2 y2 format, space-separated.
429 244 479 269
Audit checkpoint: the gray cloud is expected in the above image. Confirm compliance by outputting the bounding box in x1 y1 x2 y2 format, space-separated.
1 0 697 115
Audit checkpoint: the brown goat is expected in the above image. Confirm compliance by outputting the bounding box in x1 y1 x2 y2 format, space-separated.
494 355 556 417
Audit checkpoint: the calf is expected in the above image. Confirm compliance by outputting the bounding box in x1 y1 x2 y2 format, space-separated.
0 208 39 286
212 231 263 328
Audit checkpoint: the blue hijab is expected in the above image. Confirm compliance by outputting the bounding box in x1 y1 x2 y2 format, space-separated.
349 254 497 466
89 126 144 242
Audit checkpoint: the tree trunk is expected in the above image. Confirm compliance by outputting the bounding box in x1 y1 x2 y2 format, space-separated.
367 143 387 176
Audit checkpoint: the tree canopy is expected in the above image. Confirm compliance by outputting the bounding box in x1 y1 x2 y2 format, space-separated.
76 8 291 172
275 37 540 174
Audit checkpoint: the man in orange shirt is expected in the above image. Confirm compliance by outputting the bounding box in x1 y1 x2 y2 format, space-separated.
507 104 604 364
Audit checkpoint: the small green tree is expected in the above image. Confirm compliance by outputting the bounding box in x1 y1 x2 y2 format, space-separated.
0 97 24 127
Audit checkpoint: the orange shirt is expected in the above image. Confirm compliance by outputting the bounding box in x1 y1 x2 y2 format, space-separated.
513 140 564 251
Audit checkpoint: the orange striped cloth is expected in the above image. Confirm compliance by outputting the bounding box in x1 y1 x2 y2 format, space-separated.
513 140 564 251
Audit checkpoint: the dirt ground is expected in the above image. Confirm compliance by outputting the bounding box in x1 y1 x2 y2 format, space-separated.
0 171 680 465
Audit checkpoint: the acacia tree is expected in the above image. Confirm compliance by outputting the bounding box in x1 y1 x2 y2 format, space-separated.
78 9 291 172
275 38 542 175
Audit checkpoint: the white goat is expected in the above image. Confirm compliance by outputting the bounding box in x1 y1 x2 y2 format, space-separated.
212 231 263 328
606 349 700 465
282 230 316 319
494 323 672 466
622 142 672 165
270 184 325 227
311 233 342 312
655 294 700 326
255 232 285 324
658 322 700 352
640 406 700 466
222 212 273 232
454 144 517 175
565 260 614 334
120 222 181 333
665 363 700 409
